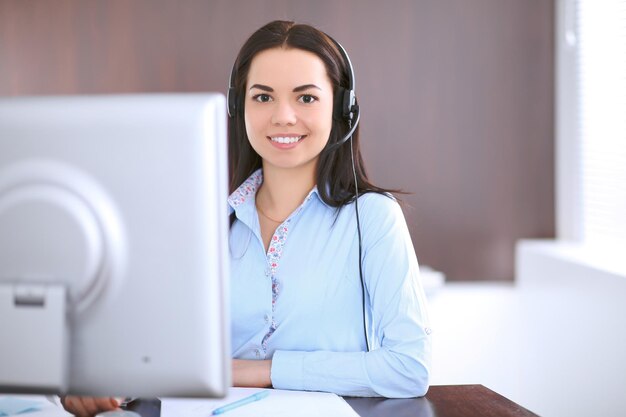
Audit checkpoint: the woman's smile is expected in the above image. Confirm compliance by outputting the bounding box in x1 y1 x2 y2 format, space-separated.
267 134 307 148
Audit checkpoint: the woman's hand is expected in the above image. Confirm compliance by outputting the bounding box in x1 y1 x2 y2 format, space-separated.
60 396 121 417
232 359 272 388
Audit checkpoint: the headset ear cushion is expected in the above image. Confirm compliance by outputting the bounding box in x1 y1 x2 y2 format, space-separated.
343 89 355 120
334 87 356 121
227 87 237 118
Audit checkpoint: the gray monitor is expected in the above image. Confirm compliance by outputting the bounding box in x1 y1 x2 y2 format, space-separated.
0 94 230 397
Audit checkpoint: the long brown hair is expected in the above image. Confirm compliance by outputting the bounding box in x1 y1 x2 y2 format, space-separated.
228 20 397 207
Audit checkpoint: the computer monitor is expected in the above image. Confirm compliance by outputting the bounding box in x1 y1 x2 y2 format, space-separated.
0 94 230 398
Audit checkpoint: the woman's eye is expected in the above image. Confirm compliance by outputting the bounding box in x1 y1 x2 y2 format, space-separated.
298 94 317 104
253 94 272 103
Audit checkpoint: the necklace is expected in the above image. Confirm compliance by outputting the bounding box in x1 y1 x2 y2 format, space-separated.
256 200 286 223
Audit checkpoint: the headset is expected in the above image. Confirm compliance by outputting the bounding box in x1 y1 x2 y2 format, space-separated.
227 34 370 352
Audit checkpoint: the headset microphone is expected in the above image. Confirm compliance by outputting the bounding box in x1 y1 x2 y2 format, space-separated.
326 103 360 151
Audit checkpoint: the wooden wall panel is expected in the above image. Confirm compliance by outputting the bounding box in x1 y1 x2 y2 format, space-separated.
0 0 555 280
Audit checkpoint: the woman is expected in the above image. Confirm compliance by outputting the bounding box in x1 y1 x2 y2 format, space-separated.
227 20 431 396
62 20 431 417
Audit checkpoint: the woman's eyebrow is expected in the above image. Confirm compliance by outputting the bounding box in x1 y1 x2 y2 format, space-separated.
293 84 321 92
249 84 273 92
249 83 322 93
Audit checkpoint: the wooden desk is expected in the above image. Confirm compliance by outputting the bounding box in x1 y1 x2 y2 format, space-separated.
95 385 536 417
345 385 539 417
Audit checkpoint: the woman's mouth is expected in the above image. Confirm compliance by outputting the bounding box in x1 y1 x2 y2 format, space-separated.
267 135 306 144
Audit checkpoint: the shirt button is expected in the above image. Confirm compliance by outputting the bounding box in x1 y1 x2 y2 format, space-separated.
264 314 270 323
425 327 433 335
255 349 261 359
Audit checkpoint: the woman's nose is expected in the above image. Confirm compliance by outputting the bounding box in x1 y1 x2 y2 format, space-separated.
271 100 297 126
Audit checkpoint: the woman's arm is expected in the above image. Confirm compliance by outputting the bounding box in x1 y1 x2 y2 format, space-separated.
232 359 272 387
269 195 431 397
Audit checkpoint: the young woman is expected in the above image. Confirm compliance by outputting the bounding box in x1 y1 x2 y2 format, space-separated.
62 20 431 417
227 20 431 397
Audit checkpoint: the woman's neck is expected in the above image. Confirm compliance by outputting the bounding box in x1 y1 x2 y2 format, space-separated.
257 163 316 219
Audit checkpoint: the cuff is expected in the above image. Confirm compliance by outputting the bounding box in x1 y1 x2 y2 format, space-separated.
270 350 305 390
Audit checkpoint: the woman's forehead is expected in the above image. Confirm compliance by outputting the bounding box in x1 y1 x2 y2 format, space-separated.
247 47 332 90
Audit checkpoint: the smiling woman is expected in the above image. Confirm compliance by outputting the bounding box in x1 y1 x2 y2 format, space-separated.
224 20 432 398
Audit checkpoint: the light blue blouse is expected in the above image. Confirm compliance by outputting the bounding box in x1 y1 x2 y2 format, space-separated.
228 169 432 398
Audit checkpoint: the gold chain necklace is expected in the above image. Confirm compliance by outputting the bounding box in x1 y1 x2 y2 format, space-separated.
256 200 286 223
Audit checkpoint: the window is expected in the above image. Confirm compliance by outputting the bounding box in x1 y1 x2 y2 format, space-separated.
558 0 626 252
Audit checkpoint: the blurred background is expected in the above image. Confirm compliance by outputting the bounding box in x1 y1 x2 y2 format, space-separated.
0 0 555 282
2 1 625 416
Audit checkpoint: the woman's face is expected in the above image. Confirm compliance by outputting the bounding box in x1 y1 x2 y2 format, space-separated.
244 47 334 173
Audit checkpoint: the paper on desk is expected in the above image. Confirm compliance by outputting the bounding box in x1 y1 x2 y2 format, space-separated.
0 395 71 417
0 396 43 416
161 388 360 417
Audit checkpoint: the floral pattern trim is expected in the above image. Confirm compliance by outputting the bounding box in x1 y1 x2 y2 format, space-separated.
227 169 263 208
229 169 318 354
260 191 316 353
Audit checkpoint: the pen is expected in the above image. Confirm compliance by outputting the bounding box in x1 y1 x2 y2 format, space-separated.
211 390 270 415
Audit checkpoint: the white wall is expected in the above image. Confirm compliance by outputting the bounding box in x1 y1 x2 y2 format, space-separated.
516 240 626 417
428 283 523 397
428 240 626 417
